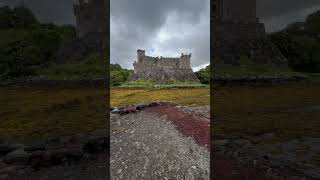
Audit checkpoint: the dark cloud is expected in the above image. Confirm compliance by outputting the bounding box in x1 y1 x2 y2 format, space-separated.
2 0 320 67
257 0 320 32
0 0 75 25
111 0 210 69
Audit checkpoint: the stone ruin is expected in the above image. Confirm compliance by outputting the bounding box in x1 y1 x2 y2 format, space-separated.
212 0 287 65
55 0 106 63
130 49 200 83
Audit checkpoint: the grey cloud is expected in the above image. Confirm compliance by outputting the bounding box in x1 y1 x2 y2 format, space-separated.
111 0 210 69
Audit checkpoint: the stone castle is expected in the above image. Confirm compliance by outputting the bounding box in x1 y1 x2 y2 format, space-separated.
131 49 199 82
73 0 105 38
212 0 287 65
55 0 106 63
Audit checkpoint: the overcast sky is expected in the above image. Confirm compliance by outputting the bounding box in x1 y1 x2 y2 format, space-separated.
1 0 320 70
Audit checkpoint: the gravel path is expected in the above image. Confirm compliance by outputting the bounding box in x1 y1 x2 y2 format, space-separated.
110 111 209 180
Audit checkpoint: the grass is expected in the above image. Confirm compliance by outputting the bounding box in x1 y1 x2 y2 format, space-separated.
213 62 303 78
213 79 320 143
0 86 107 139
120 80 205 88
36 53 107 80
111 88 209 107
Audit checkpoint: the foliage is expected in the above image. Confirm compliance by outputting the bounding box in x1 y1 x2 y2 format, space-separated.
110 63 133 86
0 6 77 80
0 6 38 29
195 65 210 84
37 53 107 80
270 10 320 72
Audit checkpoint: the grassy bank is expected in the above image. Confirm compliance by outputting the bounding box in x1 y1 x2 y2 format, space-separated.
0 86 107 139
111 88 209 107
213 63 303 78
213 79 320 143
120 80 205 88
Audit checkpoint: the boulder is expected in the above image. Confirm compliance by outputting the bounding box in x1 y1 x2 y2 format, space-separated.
4 149 29 165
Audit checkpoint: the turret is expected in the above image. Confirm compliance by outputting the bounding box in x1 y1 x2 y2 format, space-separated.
137 49 145 62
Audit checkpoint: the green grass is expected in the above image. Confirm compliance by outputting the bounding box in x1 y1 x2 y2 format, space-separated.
0 86 107 139
36 53 107 80
120 80 205 88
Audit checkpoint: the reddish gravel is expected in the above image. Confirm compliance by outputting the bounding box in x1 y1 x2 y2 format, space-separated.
144 103 294 180
146 103 210 149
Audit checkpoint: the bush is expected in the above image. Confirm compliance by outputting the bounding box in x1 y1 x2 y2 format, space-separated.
195 65 210 84
0 6 76 80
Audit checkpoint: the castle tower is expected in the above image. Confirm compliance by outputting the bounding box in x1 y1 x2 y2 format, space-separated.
213 0 286 65
179 53 191 69
137 49 145 63
73 0 105 38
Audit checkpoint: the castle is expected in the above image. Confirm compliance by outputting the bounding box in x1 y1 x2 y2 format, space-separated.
73 0 105 38
131 49 199 83
212 0 286 65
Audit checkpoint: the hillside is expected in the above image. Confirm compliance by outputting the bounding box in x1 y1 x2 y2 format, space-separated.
270 10 320 73
0 6 106 81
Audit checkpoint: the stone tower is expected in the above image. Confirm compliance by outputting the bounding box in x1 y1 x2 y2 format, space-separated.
73 0 105 38
131 49 199 83
213 0 286 65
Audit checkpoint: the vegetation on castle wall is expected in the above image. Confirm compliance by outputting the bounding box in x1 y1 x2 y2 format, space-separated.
270 10 320 73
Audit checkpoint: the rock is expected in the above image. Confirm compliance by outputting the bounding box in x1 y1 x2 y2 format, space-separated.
8 144 25 152
24 139 46 152
4 149 29 165
0 166 16 175
0 141 11 155
111 108 120 114
119 106 137 115
149 102 160 107
136 104 148 110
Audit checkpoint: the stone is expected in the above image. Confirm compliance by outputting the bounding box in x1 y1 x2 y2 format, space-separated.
0 166 17 175
8 144 25 152
131 49 199 83
136 104 148 110
24 139 46 152
4 149 29 165
149 102 160 107
111 108 120 114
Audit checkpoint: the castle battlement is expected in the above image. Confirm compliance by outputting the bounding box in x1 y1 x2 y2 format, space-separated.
131 49 199 83
133 49 192 74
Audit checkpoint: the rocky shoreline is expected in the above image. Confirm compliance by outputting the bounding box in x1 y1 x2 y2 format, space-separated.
0 129 108 179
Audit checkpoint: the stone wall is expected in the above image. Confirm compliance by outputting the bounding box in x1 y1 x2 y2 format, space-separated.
213 0 287 65
132 50 199 83
73 0 105 38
